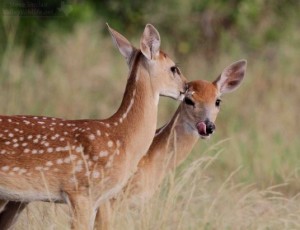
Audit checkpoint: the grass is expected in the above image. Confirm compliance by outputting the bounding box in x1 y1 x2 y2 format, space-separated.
2 22 300 229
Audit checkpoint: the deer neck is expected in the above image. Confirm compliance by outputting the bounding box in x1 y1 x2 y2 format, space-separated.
109 51 159 165
125 104 199 203
145 103 199 176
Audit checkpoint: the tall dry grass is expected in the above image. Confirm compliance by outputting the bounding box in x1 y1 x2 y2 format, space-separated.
1 22 299 229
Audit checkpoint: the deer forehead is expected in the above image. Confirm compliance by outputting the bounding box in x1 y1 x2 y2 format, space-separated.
189 80 218 103
157 51 175 67
158 50 168 60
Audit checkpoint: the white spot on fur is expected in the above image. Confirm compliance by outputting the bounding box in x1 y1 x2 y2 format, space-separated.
12 167 20 172
46 161 53 167
24 149 30 153
63 146 71 151
64 157 71 164
55 147 62 152
96 130 101 136
99 151 108 157
33 139 39 143
107 141 113 148
75 146 83 153
93 156 99 161
1 166 9 171
89 134 95 140
56 159 63 164
47 147 53 153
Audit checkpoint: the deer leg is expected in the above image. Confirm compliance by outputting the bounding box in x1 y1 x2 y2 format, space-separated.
94 201 112 230
67 192 95 230
0 201 28 230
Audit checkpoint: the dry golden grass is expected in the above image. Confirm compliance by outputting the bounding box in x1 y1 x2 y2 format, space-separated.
1 22 300 229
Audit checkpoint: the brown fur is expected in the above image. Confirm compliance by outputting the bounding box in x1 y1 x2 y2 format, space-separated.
0 24 186 230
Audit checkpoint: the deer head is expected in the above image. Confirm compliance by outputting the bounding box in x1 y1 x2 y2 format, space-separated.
183 60 247 139
107 24 187 100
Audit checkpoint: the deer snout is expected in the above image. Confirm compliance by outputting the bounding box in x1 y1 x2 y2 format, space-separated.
205 120 216 135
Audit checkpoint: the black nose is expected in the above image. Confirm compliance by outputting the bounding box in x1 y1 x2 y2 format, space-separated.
205 120 216 134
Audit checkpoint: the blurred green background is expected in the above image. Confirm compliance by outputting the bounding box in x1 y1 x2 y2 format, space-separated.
0 0 300 206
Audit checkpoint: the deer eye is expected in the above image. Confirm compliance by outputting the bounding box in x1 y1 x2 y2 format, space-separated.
170 66 177 74
170 66 180 75
184 97 195 107
215 99 222 107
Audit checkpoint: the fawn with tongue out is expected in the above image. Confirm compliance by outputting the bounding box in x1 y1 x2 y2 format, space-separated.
95 59 247 229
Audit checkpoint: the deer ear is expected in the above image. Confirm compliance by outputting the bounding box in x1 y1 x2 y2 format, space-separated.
213 60 247 94
107 23 136 65
140 24 161 60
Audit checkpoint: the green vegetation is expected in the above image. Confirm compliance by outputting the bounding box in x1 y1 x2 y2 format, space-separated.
1 0 300 228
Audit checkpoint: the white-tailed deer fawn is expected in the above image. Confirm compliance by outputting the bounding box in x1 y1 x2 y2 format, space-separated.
95 60 247 229
0 24 186 229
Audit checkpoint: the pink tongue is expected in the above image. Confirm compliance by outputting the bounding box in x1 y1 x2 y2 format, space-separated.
196 122 207 136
